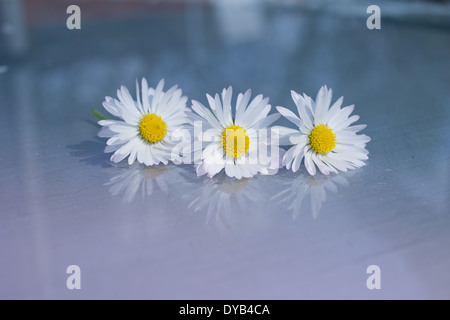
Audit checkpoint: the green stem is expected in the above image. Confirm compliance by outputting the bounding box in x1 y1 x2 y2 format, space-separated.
92 109 109 120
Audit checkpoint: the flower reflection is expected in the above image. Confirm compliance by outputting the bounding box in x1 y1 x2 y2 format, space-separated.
107 164 192 203
272 173 350 220
183 174 264 227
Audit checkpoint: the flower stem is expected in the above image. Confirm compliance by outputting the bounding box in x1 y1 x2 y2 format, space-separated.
92 109 109 120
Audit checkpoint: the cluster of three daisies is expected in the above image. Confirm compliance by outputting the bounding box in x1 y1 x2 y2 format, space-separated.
98 78 370 179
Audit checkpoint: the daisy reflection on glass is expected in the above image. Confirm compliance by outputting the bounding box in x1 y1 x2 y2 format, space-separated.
272 173 350 220
107 164 191 203
275 86 370 176
183 174 264 226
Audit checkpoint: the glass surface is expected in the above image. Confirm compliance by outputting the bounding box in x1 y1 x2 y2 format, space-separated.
0 0 449 299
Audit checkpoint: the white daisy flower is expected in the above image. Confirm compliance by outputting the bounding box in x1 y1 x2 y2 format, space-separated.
98 78 189 166
189 86 282 179
275 86 370 175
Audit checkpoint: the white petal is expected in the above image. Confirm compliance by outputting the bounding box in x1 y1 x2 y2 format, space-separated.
224 162 234 178
255 113 280 129
112 138 139 163
242 104 271 128
303 93 315 114
207 93 226 126
108 124 137 133
328 105 354 129
290 134 308 146
324 96 343 124
291 90 313 130
292 146 305 173
141 78 151 114
151 79 165 113
344 124 367 133
283 146 296 169
186 110 206 126
304 150 317 176
276 106 301 127
206 161 225 177
239 97 270 127
99 119 122 126
191 100 222 129
323 155 348 172
245 94 264 114
233 164 244 180
311 153 331 175
155 85 178 116
203 142 224 163
196 162 207 176
118 86 136 111
271 126 299 146
221 86 233 126
128 145 138 165
333 115 360 132
116 100 140 125
235 89 251 123
314 86 332 125
102 99 121 118
334 143 369 156
335 133 371 146
202 128 221 141
239 164 253 178
135 79 145 115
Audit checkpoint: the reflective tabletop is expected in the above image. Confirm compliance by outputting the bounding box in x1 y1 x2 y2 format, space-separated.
0 2 449 299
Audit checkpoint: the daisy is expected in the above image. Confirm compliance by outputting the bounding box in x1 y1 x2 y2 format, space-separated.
98 78 189 166
275 86 370 175
189 86 282 179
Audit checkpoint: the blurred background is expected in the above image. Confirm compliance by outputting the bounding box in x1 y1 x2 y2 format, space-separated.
1 0 449 125
2 0 450 58
0 0 449 299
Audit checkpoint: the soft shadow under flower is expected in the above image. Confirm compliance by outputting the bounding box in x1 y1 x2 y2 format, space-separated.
106 164 193 203
272 172 351 220
67 138 112 167
183 174 265 227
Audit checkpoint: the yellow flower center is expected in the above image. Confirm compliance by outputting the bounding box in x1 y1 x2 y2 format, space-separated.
309 124 336 154
222 125 250 158
139 113 167 144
